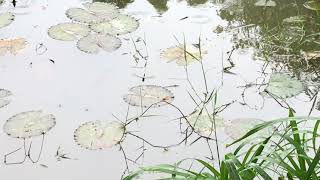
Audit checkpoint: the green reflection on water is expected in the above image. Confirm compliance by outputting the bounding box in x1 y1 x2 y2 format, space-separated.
93 0 134 8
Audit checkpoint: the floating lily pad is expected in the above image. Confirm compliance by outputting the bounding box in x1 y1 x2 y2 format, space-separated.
0 38 27 55
66 2 119 24
3 110 56 138
0 12 14 29
91 14 139 35
74 121 125 150
123 85 174 108
254 0 276 7
0 89 12 108
225 118 271 140
304 1 320 11
161 45 207 66
187 110 225 137
48 23 91 41
77 34 121 54
263 73 304 98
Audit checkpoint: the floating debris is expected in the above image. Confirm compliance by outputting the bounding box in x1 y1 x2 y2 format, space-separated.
66 2 119 24
0 89 12 108
0 38 27 55
123 85 174 108
0 12 14 29
77 34 121 54
35 43 47 55
187 110 225 137
161 45 207 66
263 73 304 99
304 1 320 11
225 118 271 140
90 14 139 35
74 121 125 150
3 110 56 138
48 23 90 41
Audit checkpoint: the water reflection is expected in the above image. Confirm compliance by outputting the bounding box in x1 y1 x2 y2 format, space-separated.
93 0 134 8
147 0 168 13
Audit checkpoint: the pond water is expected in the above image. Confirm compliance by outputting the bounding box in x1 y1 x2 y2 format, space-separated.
0 0 320 179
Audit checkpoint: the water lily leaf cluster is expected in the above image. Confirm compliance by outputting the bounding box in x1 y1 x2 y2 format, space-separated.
48 2 139 54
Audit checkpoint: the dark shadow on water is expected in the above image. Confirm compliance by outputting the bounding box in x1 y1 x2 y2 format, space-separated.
93 0 134 8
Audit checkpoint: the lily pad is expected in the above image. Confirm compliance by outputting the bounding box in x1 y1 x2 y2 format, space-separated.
77 34 121 54
254 0 276 7
304 1 320 11
66 2 119 24
3 110 56 138
0 89 12 108
225 118 271 140
263 73 304 98
187 110 225 137
123 85 174 108
0 12 14 29
0 38 27 55
74 121 125 150
161 45 207 66
90 14 139 35
48 23 91 41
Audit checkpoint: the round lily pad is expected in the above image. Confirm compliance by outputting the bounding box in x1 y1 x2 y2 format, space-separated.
123 85 174 108
0 89 12 108
187 110 225 137
66 2 119 24
0 38 27 55
0 12 14 29
263 73 304 98
77 34 121 54
3 110 56 138
90 14 139 35
48 23 91 41
161 45 207 66
74 121 125 150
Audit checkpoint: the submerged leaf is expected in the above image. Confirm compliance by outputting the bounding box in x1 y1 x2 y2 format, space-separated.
0 12 14 29
123 85 174 108
74 121 125 150
0 38 27 55
91 14 139 35
161 45 207 66
263 73 304 98
0 89 12 108
48 23 90 41
225 118 271 140
66 2 119 24
3 110 56 138
77 34 121 53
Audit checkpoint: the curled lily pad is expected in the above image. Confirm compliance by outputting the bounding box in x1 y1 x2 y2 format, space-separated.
48 23 91 41
123 85 174 108
0 89 12 108
77 34 121 54
225 118 271 140
0 12 14 29
187 110 225 137
74 121 125 150
0 38 27 55
304 1 320 11
161 45 207 66
263 73 304 98
66 2 119 24
90 14 139 35
3 110 56 138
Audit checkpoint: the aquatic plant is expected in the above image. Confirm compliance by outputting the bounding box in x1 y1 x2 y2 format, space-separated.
0 89 12 108
0 38 27 55
48 23 91 41
77 34 121 53
0 12 14 29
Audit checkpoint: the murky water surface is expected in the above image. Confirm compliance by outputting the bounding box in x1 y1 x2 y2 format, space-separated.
0 0 320 179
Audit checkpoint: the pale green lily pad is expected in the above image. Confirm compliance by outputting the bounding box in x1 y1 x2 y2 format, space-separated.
76 34 121 54
161 45 207 66
255 0 276 7
123 85 174 108
187 110 225 137
225 118 272 140
48 23 91 41
0 12 14 29
263 73 304 98
3 110 56 138
90 15 139 35
74 121 125 150
304 1 320 11
66 2 119 24
0 89 12 108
